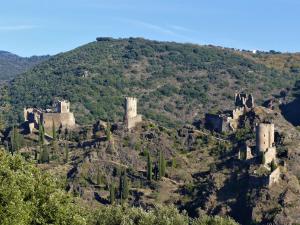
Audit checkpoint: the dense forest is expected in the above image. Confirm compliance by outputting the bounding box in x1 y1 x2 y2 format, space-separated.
0 50 49 81
2 38 300 127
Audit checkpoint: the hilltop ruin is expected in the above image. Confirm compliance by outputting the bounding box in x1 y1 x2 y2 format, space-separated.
24 100 76 133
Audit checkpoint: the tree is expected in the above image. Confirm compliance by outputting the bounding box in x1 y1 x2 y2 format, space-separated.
109 183 115 204
147 152 152 181
64 143 69 163
96 168 101 186
270 159 277 172
158 150 166 179
38 119 45 147
64 128 69 140
105 122 111 141
10 126 21 154
52 120 57 140
39 146 50 163
119 171 129 204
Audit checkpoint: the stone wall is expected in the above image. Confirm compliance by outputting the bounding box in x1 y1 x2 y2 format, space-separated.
57 100 70 113
268 167 280 187
41 112 75 131
264 146 276 166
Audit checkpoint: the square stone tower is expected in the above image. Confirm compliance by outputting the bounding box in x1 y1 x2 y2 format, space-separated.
57 100 70 113
124 97 142 129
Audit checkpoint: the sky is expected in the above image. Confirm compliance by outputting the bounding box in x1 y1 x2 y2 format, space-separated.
0 0 299 56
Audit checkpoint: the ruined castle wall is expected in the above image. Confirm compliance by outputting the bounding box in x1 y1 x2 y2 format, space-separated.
256 123 275 152
57 101 70 113
126 114 142 130
264 147 276 165
268 167 280 187
42 112 75 130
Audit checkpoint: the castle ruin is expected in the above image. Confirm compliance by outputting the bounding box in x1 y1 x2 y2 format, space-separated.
256 123 277 166
205 92 254 133
124 97 142 130
24 100 76 134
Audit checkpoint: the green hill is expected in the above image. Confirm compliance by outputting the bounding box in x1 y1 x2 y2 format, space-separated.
0 50 49 81
4 38 300 126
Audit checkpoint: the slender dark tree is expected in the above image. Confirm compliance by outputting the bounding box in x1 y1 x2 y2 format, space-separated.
109 183 115 204
64 143 69 163
39 146 50 163
105 122 111 141
38 119 45 146
147 152 152 181
10 126 20 154
119 171 129 204
96 168 101 186
158 150 166 179
52 120 56 140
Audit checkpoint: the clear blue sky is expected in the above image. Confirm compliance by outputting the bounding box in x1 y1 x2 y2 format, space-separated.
1 0 299 56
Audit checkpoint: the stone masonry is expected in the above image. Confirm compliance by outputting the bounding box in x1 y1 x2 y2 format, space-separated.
124 97 142 130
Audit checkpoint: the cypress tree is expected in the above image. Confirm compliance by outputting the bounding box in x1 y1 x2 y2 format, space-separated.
10 126 20 154
96 168 101 186
105 122 111 141
52 120 56 140
39 119 45 146
158 150 166 179
39 146 50 163
64 143 69 163
109 183 115 204
119 171 129 204
147 152 152 181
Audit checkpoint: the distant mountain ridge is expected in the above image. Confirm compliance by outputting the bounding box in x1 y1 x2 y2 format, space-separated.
0 51 50 81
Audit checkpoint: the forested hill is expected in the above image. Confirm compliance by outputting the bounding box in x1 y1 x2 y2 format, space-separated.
0 50 49 81
5 38 300 126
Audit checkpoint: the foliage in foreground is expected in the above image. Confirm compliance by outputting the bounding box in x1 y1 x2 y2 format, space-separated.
0 149 238 225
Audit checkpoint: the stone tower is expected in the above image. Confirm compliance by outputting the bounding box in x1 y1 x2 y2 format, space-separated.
256 123 275 153
124 97 142 129
57 100 70 113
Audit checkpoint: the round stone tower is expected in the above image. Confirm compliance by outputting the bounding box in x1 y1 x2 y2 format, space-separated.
125 97 138 120
256 123 274 152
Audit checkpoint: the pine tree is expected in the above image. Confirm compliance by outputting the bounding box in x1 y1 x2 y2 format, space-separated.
158 150 166 179
109 183 115 204
147 152 152 181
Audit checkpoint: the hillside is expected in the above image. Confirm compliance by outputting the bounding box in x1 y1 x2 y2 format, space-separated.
4 38 300 127
0 50 49 81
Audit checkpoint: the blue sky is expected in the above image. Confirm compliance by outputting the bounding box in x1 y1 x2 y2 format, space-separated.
0 0 299 56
